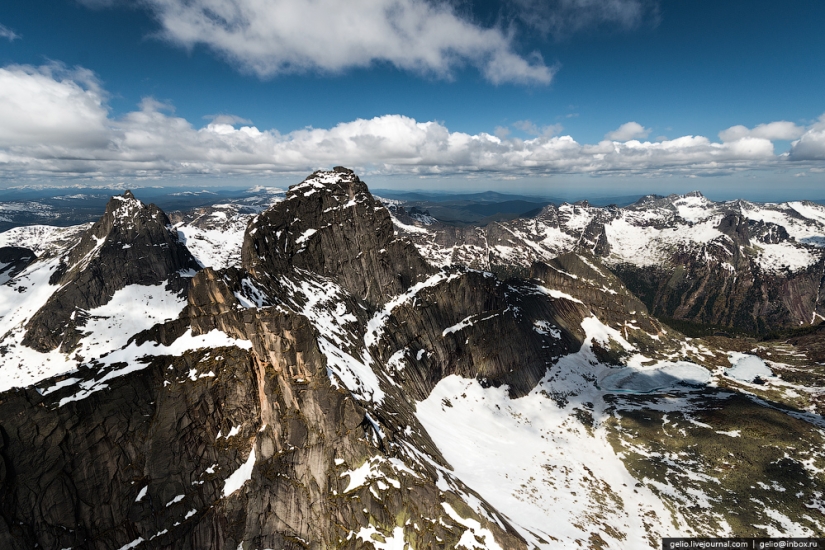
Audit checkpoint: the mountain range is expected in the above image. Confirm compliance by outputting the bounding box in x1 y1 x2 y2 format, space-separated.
0 167 824 549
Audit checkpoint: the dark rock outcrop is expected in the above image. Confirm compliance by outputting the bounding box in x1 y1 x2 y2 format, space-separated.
0 246 35 283
0 172 532 549
22 191 200 352
242 167 435 308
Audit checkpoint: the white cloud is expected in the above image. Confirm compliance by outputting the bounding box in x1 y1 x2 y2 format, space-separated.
0 23 20 41
719 120 805 142
205 114 253 126
137 0 553 84
0 64 109 148
605 121 650 141
0 64 822 181
789 115 825 161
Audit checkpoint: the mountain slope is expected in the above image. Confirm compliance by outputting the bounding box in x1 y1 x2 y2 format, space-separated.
390 192 825 334
22 191 200 353
0 171 823 549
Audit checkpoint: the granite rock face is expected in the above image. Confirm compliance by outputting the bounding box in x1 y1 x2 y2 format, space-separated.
242 167 435 307
22 191 200 352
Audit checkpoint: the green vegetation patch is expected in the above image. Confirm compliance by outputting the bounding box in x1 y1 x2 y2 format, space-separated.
605 391 825 536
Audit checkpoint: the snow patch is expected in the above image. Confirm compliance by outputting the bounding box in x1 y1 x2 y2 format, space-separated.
726 353 773 383
223 446 256 497
600 362 711 393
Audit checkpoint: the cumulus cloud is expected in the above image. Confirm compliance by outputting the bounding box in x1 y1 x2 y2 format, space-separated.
0 64 109 148
0 64 822 181
205 114 254 126
719 121 805 142
605 121 650 141
0 23 20 41
789 115 825 161
134 0 553 84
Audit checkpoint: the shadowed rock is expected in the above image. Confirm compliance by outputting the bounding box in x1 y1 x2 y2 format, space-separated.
0 246 35 284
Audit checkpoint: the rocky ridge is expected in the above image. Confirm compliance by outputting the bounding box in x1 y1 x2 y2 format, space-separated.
0 170 824 548
389 192 825 334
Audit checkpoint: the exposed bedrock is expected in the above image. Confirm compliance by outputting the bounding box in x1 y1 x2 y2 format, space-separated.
22 191 200 353
242 167 435 308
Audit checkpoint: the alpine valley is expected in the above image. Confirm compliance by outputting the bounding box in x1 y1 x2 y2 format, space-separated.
1 167 825 550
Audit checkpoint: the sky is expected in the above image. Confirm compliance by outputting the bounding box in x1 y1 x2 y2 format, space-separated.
0 0 824 200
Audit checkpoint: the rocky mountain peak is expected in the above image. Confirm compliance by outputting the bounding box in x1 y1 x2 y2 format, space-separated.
632 193 665 206
241 168 435 307
22 191 200 352
717 210 751 245
106 189 145 220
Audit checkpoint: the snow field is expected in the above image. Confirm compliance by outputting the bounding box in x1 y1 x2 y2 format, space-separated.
416 315 686 549
0 281 192 393
176 224 247 269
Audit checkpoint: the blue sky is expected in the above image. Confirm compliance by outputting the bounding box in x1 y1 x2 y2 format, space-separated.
0 0 824 200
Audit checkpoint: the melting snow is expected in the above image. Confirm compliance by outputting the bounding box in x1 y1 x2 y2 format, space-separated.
57 329 251 406
726 353 773 382
390 214 430 234
442 502 503 550
414 313 690 548
0 279 194 393
295 228 317 245
353 525 406 550
533 285 584 304
417 373 677 548
223 446 256 497
116 538 144 550
600 362 711 393
754 242 818 273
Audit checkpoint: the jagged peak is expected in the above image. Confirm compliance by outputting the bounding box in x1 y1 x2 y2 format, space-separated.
242 168 435 307
631 194 666 206
108 189 141 209
102 190 166 228
21 190 199 352
672 191 711 204
288 167 365 197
